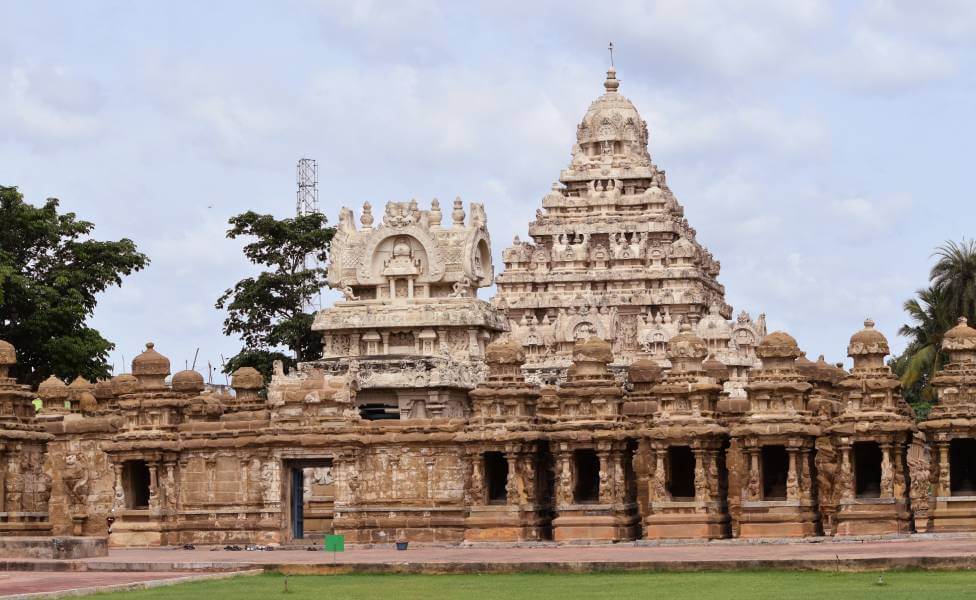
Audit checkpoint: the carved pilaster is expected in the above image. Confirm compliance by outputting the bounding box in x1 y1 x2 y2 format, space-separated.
693 448 709 506
880 444 894 499
786 448 799 501
650 447 668 503
938 443 950 497
598 451 611 504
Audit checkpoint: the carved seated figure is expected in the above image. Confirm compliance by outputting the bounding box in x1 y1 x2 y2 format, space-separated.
382 237 422 277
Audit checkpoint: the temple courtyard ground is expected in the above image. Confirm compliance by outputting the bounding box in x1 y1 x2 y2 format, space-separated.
5 536 976 598
8 571 976 600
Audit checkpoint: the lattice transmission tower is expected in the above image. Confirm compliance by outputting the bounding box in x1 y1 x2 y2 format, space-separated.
296 158 323 312
296 158 319 216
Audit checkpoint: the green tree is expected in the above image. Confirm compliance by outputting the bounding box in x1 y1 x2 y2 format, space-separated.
930 239 976 324
0 186 149 387
216 210 334 384
893 239 976 414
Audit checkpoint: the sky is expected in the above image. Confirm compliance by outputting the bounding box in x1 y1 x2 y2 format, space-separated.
3 1 976 377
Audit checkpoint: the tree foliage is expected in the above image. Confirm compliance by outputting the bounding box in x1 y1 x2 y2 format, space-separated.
0 186 149 387
216 211 334 383
892 239 976 411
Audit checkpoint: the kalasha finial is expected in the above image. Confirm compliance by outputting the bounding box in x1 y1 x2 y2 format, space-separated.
864 318 875 329
961 316 969 326
604 42 620 93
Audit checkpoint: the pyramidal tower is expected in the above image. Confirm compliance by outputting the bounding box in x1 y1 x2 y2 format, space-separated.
492 66 766 388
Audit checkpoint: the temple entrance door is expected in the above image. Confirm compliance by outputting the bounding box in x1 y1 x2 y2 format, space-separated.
290 467 304 539
284 458 335 542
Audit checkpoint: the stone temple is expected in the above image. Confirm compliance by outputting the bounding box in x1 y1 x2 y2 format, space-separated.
1 67 976 547
494 67 765 393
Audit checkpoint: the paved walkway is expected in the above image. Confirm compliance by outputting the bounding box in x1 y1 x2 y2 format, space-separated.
5 537 976 595
0 571 194 597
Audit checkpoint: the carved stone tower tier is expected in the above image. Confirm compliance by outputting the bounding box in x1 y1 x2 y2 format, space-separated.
312 199 508 420
492 67 765 391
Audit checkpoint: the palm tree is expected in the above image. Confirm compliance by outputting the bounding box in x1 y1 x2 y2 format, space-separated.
896 286 953 401
930 239 976 324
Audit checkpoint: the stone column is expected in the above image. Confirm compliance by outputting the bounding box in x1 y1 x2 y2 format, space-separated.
650 448 667 503
469 454 485 506
381 332 390 355
0 447 6 513
407 278 414 299
938 443 951 497
112 462 125 511
881 444 894 499
505 453 518 505
613 450 626 504
839 446 853 501
694 448 708 506
350 333 360 357
468 329 480 358
598 451 611 504
148 463 160 512
786 448 799 501
747 448 761 501
388 279 396 300
555 452 573 507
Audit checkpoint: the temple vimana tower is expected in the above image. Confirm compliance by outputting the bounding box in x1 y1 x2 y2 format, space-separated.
3 66 976 546
494 67 765 391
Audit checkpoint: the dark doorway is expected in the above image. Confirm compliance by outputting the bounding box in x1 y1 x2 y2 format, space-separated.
122 460 151 509
854 442 882 498
667 446 695 500
539 445 555 540
761 445 788 500
574 449 600 503
950 438 976 495
291 467 304 539
485 452 509 504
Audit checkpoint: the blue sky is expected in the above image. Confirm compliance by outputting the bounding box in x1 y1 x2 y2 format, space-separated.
3 1 975 377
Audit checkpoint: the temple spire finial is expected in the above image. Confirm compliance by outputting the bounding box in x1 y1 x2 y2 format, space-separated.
604 43 620 93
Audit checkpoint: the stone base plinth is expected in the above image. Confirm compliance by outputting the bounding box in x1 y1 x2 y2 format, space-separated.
0 511 51 537
0 535 107 559
552 503 639 542
645 502 730 539
737 500 820 538
834 499 911 536
930 497 976 532
464 505 546 542
334 506 466 544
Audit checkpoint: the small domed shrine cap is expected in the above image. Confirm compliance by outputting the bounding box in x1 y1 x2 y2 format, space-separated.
572 336 613 364
666 323 708 360
757 331 800 359
94 379 115 400
68 376 95 391
848 318 889 357
38 375 68 399
111 373 140 395
944 317 976 351
0 339 15 365
172 369 205 393
628 359 662 384
132 342 170 376
231 366 263 390
485 338 525 365
702 354 728 379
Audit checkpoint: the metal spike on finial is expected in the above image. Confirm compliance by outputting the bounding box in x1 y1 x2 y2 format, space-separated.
608 41 614 67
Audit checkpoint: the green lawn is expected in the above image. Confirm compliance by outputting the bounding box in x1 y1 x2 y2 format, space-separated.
91 570 976 600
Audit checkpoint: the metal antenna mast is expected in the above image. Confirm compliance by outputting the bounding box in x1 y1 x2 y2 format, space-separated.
296 157 323 313
296 158 319 217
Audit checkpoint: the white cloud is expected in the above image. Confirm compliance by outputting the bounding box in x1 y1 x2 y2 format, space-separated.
1 65 104 146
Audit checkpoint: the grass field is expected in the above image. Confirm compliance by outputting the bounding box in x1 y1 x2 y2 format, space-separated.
90 570 976 599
